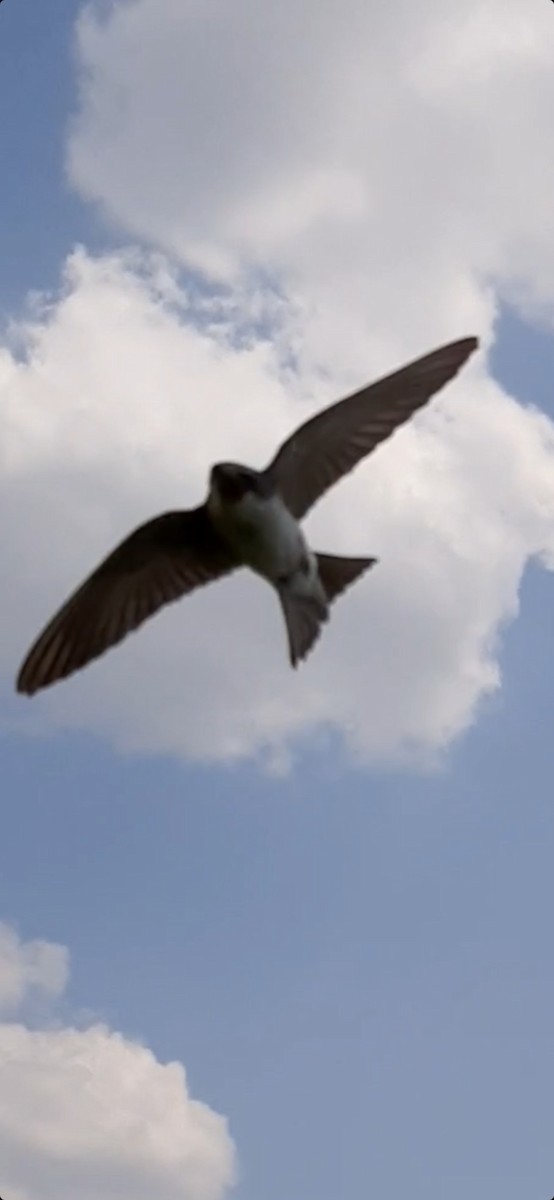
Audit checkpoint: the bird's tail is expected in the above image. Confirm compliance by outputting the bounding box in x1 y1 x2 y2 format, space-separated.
316 552 376 605
279 588 328 668
279 553 376 668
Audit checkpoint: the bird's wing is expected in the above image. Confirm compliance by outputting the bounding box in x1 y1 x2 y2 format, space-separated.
16 506 237 695
266 336 478 519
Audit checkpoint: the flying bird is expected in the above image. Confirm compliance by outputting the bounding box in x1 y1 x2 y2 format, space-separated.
16 336 478 694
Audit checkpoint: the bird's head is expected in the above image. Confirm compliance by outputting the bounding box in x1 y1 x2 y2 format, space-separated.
209 462 270 503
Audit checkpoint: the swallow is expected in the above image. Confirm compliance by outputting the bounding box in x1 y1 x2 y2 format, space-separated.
16 335 478 694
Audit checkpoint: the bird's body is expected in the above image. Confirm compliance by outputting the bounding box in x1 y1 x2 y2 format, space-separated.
206 464 335 663
207 465 309 583
16 335 478 694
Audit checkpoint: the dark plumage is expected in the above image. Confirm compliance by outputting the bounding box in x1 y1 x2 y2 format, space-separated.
16 335 478 694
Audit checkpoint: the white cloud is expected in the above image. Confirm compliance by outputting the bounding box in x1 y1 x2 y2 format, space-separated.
2 0 554 766
0 925 68 1015
2 247 554 770
67 0 554 339
0 923 235 1200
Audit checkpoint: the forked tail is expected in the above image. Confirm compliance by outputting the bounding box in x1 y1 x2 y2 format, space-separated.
316 552 376 605
279 553 376 668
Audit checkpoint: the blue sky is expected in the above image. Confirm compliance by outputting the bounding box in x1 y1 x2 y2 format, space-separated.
0 0 96 312
1 2 554 1199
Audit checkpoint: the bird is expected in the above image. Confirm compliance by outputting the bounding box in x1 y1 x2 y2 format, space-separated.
16 335 478 695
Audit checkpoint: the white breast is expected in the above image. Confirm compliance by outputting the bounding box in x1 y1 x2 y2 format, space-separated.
211 491 307 581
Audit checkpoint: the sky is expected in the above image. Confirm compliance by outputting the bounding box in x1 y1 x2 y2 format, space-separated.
1 1 554 1198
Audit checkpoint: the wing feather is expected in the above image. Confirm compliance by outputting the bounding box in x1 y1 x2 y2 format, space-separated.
267 337 478 519
17 506 236 695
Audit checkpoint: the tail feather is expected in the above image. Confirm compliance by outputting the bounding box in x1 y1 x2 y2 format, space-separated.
316 552 376 604
279 553 376 668
279 590 328 668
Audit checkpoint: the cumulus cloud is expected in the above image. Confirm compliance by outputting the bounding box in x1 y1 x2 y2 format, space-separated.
1 0 554 766
0 923 235 1200
2 247 554 770
67 0 554 347
0 924 68 1015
